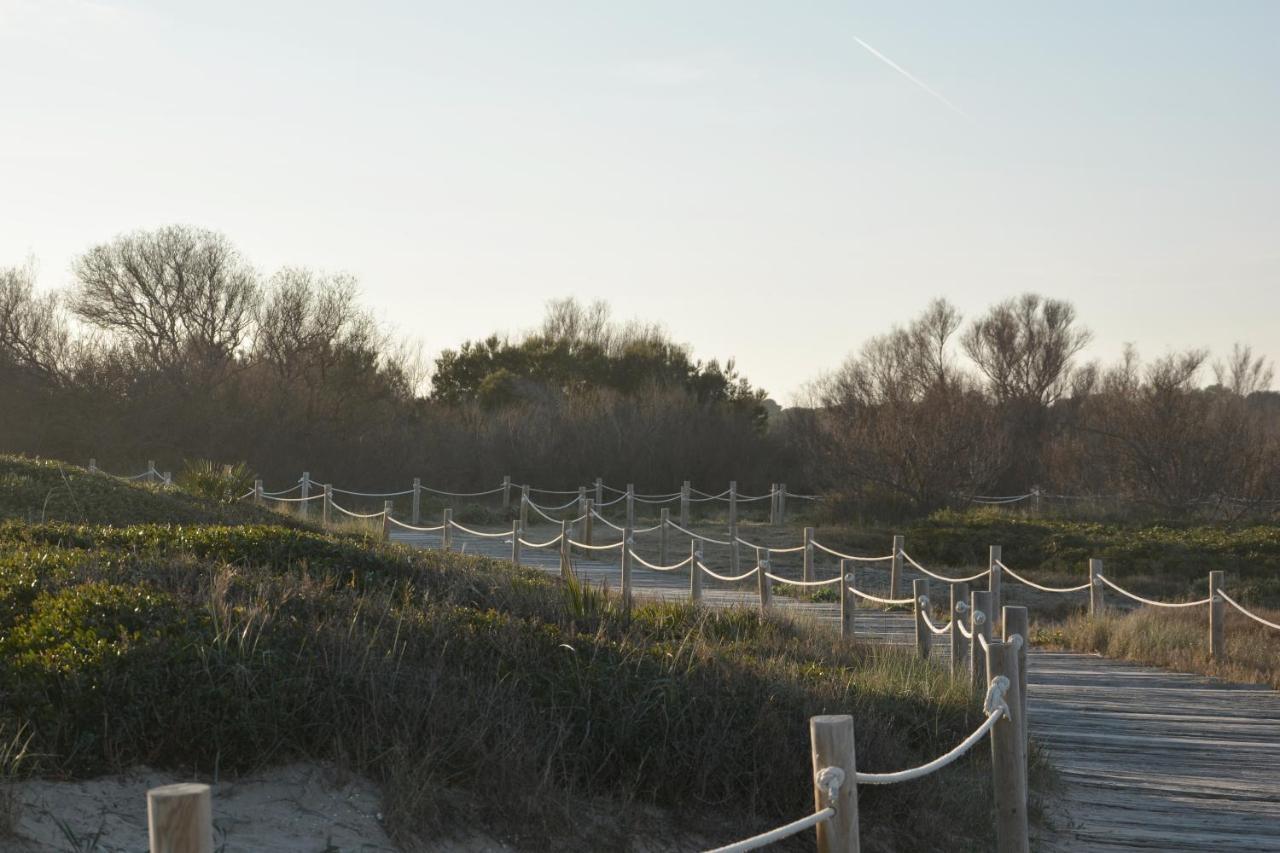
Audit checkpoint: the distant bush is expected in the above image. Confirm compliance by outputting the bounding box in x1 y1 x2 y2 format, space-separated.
178 458 256 504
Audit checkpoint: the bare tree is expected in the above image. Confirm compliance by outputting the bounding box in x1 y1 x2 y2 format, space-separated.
71 225 259 372
809 299 1002 514
0 263 72 382
962 294 1092 490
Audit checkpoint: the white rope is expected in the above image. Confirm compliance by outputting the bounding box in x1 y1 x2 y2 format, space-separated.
518 534 564 549
690 488 731 499
901 551 992 583
331 487 413 497
977 632 990 652
856 678 1009 785
526 486 581 496
567 538 624 552
262 483 302 496
734 492 774 503
590 509 626 531
448 520 514 539
785 492 819 500
238 489 255 501
697 560 761 583
667 519 732 546
630 522 663 535
596 493 629 507
740 538 804 554
764 572 841 587
633 493 682 504
846 586 913 606
996 560 1091 593
629 550 694 572
264 492 326 504
1218 592 1280 631
1098 575 1212 609
705 808 834 853
329 500 385 519
386 516 446 532
422 485 505 497
811 541 894 562
957 619 972 639
527 495 581 512
921 611 952 635
970 494 1033 505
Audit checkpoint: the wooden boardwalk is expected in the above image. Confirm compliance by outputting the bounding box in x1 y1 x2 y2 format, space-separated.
392 526 1280 852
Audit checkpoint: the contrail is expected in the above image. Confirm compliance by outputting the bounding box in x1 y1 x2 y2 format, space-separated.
853 35 968 118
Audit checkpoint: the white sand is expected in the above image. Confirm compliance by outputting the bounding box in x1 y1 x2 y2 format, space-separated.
4 763 399 852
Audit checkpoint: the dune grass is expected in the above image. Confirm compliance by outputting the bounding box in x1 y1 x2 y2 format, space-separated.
0 456 1019 851
1035 605 1280 690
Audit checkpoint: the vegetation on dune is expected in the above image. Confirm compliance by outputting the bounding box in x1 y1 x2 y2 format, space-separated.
814 508 1280 606
0 455 289 528
0 458 1008 850
1036 607 1280 690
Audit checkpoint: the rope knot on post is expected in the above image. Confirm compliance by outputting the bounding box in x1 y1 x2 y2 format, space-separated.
984 675 1011 718
1008 633 1024 649
955 600 969 614
917 595 930 608
814 766 845 803
973 609 986 626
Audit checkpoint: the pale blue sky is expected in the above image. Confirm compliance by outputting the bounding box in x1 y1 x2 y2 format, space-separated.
2 1 1277 401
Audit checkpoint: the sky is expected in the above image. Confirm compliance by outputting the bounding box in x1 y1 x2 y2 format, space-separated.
2 0 1277 403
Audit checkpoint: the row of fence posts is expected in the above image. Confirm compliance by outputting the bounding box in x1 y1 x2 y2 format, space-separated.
258 473 802 529
89 458 171 486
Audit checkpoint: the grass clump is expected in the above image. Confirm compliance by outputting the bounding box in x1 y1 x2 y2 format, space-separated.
1035 606 1280 690
0 455 291 528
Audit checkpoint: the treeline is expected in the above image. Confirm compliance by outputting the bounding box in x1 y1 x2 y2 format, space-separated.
0 226 782 493
2 225 1278 518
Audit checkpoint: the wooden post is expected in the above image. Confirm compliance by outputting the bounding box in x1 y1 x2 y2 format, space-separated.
1209 570 1225 662
300 472 310 519
803 526 816 583
769 483 779 525
840 559 854 640
989 545 1003 631
162 471 171 487
381 500 392 540
659 508 670 565
412 478 421 525
1003 605 1031 758
728 481 739 575
890 534 904 599
560 520 571 581
757 550 772 612
680 480 691 526
595 477 603 508
621 524 633 611
624 484 635 528
442 508 453 551
778 483 787 524
147 782 212 853
148 459 157 480
583 498 594 546
689 540 702 603
502 475 511 510
88 457 97 472
1089 558 1105 616
913 578 932 659
322 484 332 526
986 640 1030 853
1033 486 1042 516
577 487 588 542
810 715 860 853
519 484 530 531
950 582 970 677
511 521 522 567
971 590 993 693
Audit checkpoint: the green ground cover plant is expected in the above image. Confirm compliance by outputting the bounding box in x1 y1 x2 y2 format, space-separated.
0 457 1016 851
